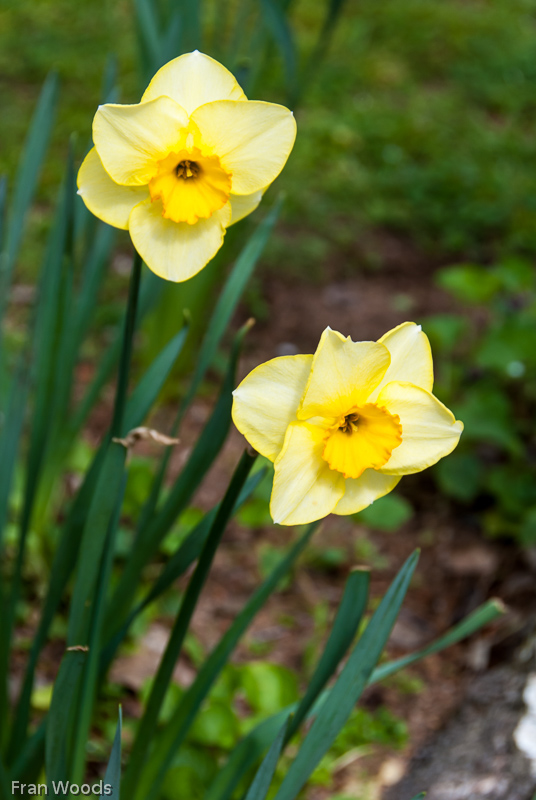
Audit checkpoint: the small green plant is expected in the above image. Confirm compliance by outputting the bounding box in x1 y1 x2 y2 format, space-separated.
428 257 536 543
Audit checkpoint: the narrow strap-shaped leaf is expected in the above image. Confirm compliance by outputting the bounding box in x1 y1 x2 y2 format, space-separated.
66 445 127 648
123 449 257 794
287 567 370 739
68 253 141 642
70 476 127 783
100 467 267 674
122 318 189 433
0 363 28 745
0 73 59 329
209 588 498 800
61 222 115 404
10 293 181 757
244 717 291 800
137 467 266 614
370 599 505 684
46 649 87 790
4 151 75 761
161 11 182 64
134 0 182 77
206 707 291 800
8 444 107 761
77 223 115 334
259 0 297 96
105 321 248 640
10 720 45 783
273 550 420 800
100 708 122 800
44 449 126 789
409 794 426 799
46 253 142 785
203 569 368 800
110 252 142 437
135 523 318 800
134 0 166 81
144 476 264 609
70 269 163 435
0 361 28 553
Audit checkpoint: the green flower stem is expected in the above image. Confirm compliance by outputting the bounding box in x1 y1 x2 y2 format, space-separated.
123 448 257 797
110 250 142 438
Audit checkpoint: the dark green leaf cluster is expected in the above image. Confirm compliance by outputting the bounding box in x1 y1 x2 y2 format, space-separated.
427 258 536 543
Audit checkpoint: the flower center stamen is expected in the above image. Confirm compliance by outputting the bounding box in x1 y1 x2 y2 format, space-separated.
341 413 359 434
149 147 232 225
322 403 402 479
175 160 200 179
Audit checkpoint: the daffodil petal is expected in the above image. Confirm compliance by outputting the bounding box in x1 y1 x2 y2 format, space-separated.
368 322 434 402
271 422 345 525
232 355 313 461
142 51 247 113
297 328 390 420
377 382 463 475
77 148 148 230
334 471 401 515
93 97 189 186
229 191 263 225
128 198 231 282
191 100 297 195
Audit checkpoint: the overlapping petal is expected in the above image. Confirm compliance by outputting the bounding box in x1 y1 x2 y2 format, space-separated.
191 100 297 195
377 382 463 475
368 322 433 401
77 148 148 230
271 422 345 525
298 328 390 420
93 97 189 186
229 191 263 225
128 198 231 282
334 471 401 515
232 355 312 461
141 51 247 113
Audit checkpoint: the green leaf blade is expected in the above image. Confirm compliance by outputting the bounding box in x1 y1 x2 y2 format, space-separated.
244 717 291 800
100 708 122 800
2 72 59 302
370 599 505 685
273 550 420 800
135 523 318 800
122 319 189 434
288 566 370 739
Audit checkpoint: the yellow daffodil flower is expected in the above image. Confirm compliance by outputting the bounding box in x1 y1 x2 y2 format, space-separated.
77 51 296 281
232 322 463 525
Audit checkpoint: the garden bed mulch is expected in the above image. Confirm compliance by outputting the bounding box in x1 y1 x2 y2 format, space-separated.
16 239 536 797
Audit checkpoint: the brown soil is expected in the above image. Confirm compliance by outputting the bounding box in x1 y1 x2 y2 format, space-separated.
105 248 534 797
19 234 536 797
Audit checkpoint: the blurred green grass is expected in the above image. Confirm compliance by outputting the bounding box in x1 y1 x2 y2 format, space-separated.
3 0 536 275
